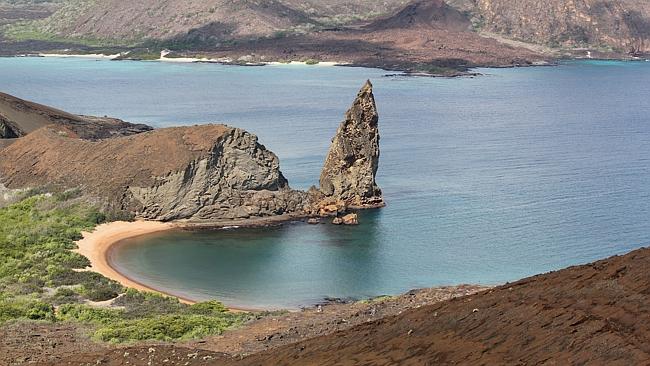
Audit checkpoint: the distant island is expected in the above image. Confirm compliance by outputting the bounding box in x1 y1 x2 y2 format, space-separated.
1 0 648 76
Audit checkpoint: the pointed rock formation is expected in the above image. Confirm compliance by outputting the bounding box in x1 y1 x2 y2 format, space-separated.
319 80 384 208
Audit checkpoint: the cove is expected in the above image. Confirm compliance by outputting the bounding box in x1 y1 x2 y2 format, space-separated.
2 58 650 309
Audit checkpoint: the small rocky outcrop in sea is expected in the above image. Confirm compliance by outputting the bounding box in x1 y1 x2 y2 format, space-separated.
318 80 384 209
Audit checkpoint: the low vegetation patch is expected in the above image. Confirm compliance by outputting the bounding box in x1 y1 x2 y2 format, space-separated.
0 193 252 342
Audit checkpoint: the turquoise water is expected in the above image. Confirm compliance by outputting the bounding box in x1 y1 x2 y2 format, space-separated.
2 58 650 309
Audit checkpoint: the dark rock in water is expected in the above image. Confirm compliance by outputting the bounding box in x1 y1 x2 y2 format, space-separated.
319 80 384 209
318 297 357 306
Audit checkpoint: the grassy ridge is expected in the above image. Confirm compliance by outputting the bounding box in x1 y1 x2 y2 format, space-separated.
0 192 254 342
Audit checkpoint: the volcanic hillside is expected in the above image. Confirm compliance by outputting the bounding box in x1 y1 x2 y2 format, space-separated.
366 0 471 32
476 0 650 53
9 0 648 56
227 246 650 365
35 0 410 42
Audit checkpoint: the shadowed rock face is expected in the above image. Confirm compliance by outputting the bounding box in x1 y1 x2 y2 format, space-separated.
128 127 307 221
0 124 307 221
319 80 383 208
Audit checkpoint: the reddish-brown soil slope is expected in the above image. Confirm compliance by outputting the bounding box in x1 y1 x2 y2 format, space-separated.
366 0 471 32
37 0 409 41
228 247 650 365
0 124 229 199
187 0 543 73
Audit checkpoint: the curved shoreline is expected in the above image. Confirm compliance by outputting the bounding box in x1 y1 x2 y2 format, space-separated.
75 221 198 303
75 216 306 311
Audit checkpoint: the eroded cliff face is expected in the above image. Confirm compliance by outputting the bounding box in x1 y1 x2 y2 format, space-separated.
318 80 383 209
129 128 307 221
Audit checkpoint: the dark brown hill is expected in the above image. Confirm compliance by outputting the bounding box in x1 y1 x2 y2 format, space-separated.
367 0 471 32
226 246 650 365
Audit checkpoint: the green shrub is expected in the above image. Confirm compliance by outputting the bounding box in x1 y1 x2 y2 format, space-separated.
0 299 55 323
51 287 81 305
189 300 228 315
0 194 253 343
114 289 184 318
94 314 245 343
58 303 122 325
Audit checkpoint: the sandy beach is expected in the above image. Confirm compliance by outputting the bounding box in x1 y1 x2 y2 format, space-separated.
39 53 122 60
38 52 347 66
73 221 196 302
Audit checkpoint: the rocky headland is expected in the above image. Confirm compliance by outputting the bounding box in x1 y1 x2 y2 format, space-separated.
0 81 383 224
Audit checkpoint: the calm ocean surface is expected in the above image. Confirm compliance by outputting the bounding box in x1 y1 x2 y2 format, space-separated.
2 57 650 309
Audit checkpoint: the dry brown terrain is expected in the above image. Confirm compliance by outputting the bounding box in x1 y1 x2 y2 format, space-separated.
11 246 650 365
0 0 548 74
179 0 544 73
477 0 650 54
0 286 485 365
2 0 649 70
36 0 409 41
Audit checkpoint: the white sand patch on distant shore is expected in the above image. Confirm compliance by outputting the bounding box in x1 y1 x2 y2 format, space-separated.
39 53 122 60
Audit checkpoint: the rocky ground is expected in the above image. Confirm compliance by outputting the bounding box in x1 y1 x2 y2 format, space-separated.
0 285 486 365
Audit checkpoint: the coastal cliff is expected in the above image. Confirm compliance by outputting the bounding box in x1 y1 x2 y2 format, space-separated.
0 124 307 221
0 81 382 222
129 127 307 221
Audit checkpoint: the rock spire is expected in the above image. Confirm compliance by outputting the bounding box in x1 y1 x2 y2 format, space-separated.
319 80 384 208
